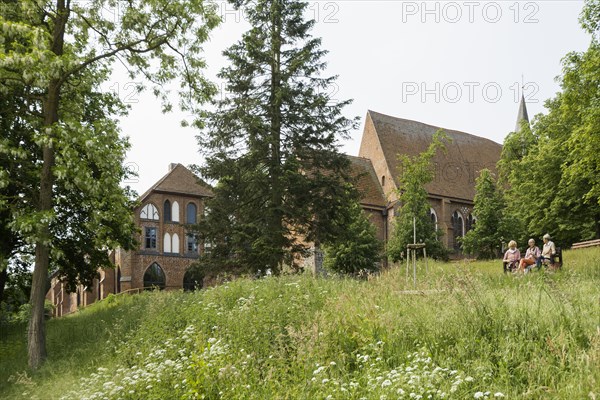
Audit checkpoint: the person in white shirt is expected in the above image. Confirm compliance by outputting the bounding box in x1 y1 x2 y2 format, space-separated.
538 233 556 267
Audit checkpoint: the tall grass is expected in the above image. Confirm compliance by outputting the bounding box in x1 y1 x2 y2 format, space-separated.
1 248 598 399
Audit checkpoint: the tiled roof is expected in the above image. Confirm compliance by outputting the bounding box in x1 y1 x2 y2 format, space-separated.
366 110 502 201
139 164 213 201
347 155 387 208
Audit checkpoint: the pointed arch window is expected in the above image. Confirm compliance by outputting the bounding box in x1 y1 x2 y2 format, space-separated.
140 203 159 220
466 213 476 233
172 233 180 254
429 208 438 232
143 262 165 290
164 200 172 222
172 201 180 222
163 233 180 254
451 210 464 251
163 233 172 253
186 203 197 224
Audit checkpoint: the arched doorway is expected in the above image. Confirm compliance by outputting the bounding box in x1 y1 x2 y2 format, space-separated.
183 268 203 291
143 262 166 290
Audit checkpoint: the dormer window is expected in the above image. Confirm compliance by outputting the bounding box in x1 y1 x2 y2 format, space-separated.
140 204 159 220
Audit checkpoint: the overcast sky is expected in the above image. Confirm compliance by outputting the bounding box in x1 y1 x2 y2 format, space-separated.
113 0 591 194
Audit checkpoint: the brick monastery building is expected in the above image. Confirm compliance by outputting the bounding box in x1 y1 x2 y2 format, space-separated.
47 107 520 316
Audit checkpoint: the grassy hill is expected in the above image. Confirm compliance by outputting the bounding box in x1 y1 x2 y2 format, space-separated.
1 248 599 399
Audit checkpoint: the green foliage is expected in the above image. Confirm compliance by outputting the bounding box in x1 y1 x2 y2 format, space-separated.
387 130 449 261
1 247 600 399
0 258 32 316
195 0 359 273
498 45 600 247
461 169 512 259
322 202 382 275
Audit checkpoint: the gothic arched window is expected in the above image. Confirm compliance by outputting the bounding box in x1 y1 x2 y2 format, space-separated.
466 213 476 233
163 232 171 253
451 210 464 251
172 201 180 222
430 208 438 230
164 200 171 222
140 203 159 220
186 203 197 224
143 262 165 290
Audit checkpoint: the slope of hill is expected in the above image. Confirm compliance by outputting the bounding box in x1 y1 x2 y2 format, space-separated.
1 249 599 399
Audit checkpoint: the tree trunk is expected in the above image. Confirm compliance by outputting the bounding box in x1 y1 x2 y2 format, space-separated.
268 0 283 272
28 0 68 369
0 266 8 303
28 90 59 369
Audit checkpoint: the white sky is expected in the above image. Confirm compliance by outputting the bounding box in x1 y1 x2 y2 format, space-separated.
114 0 591 194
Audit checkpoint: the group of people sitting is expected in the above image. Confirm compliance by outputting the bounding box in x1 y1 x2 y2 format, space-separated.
503 234 557 273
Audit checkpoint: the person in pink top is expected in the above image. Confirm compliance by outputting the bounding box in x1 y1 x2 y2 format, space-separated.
503 240 521 272
519 238 541 273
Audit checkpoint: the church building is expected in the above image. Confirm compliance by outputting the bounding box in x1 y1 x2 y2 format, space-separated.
349 110 503 255
47 105 522 316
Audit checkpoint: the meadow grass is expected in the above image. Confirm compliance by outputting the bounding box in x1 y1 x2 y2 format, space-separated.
0 248 598 399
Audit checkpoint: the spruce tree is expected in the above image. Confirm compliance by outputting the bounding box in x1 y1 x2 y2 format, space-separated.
196 0 358 273
322 201 382 276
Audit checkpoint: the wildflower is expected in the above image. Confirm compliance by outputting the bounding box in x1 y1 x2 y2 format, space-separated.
313 366 326 375
474 392 484 399
494 393 505 398
465 376 474 382
381 379 392 387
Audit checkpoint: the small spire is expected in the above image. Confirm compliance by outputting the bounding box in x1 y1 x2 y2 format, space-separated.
515 94 529 132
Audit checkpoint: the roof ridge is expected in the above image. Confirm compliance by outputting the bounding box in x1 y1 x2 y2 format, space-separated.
368 110 502 146
138 164 182 202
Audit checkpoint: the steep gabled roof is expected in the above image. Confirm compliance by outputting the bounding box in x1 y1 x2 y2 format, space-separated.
139 164 213 202
366 110 502 201
347 155 386 208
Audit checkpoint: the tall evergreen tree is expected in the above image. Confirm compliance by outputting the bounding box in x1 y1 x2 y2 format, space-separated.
195 0 358 273
387 131 448 262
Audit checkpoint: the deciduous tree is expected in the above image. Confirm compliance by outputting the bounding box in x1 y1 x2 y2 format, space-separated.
0 0 219 368
461 169 512 259
497 1 600 246
387 131 448 262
